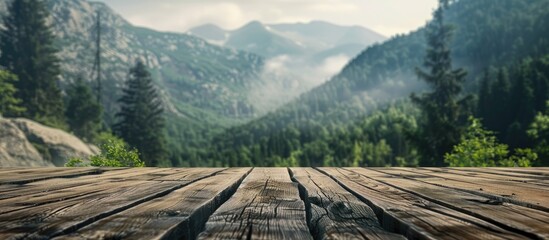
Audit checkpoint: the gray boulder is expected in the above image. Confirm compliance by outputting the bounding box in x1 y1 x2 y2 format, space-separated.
0 118 54 167
10 118 98 166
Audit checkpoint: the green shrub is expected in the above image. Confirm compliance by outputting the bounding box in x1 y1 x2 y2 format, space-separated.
445 117 533 167
90 139 144 167
65 157 87 167
65 133 145 167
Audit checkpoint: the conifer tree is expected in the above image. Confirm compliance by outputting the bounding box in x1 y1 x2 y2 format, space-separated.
410 0 471 166
114 60 166 166
0 70 25 117
65 78 102 142
0 0 64 127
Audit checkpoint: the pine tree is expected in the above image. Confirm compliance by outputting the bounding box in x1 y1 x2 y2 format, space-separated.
0 0 64 127
477 70 492 125
0 70 25 116
492 68 512 136
114 60 167 166
410 0 471 166
65 78 102 142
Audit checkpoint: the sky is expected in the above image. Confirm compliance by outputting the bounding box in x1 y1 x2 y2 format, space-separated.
94 0 438 37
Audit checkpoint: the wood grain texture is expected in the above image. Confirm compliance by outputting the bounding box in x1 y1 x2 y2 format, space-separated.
351 168 549 239
0 168 111 184
198 168 313 240
0 168 222 239
422 167 549 187
0 168 170 202
319 167 526 240
0 167 547 240
489 167 549 177
290 168 405 240
388 168 549 211
56 168 251 240
448 167 549 182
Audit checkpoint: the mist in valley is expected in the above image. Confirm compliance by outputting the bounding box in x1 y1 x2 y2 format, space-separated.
248 54 351 113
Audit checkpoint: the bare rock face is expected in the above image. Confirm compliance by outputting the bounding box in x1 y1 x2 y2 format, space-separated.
0 118 54 167
9 118 97 166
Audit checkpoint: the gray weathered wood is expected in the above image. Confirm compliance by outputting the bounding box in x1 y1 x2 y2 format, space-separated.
290 168 404 240
55 168 251 240
352 168 549 239
0 168 222 239
448 167 549 182
490 167 549 177
319 168 526 240
0 167 548 240
198 168 313 240
388 168 549 211
423 167 549 187
0 167 111 184
0 168 170 201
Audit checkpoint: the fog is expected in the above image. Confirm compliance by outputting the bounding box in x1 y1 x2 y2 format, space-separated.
249 54 350 114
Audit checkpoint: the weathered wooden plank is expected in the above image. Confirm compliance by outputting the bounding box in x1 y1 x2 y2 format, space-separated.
426 168 549 188
0 168 222 239
290 168 404 240
55 168 251 240
198 168 313 240
153 168 226 181
0 168 167 193
0 168 172 205
426 168 549 187
0 168 111 184
490 167 549 177
319 168 526 240
389 168 549 211
352 168 549 239
449 167 549 182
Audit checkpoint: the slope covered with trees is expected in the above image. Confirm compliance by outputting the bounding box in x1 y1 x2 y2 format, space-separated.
0 0 65 128
0 0 268 166
205 0 549 167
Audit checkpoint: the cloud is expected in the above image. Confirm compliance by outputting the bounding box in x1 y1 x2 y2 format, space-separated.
318 55 350 78
246 53 351 114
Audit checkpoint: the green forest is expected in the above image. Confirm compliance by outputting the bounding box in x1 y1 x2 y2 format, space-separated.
1 0 548 167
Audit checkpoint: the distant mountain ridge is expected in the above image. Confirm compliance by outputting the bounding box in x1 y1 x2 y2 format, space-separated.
188 20 386 59
188 20 387 112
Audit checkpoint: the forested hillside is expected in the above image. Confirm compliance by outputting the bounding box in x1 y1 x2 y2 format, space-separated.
0 0 267 165
205 0 549 167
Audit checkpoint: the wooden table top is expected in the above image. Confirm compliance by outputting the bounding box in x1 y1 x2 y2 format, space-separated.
0 167 547 239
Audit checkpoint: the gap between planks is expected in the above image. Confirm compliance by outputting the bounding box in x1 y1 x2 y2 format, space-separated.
55 168 253 240
349 168 549 239
316 167 532 240
387 167 549 212
0 168 229 239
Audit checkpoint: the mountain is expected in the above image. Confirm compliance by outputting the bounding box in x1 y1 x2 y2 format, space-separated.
0 0 267 165
185 23 227 44
188 20 386 59
225 21 305 58
188 21 387 113
270 21 386 50
207 0 549 166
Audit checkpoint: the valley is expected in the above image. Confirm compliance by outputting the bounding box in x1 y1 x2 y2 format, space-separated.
0 0 548 168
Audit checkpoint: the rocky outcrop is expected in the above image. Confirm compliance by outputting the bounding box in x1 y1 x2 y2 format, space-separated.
0 117 98 167
0 118 54 167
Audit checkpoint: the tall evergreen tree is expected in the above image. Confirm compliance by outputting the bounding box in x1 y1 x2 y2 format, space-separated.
65 78 102 142
0 0 64 127
410 0 471 166
0 70 25 117
114 60 166 166
477 70 492 123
